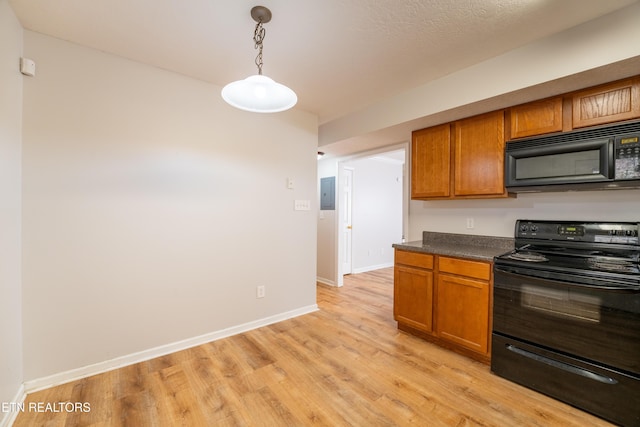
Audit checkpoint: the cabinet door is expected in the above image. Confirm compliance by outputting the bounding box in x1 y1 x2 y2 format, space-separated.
453 111 506 197
572 77 640 128
394 265 434 333
509 97 563 139
411 124 451 199
436 273 490 355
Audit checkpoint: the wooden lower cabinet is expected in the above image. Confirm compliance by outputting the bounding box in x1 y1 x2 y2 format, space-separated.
394 265 434 333
394 251 434 333
436 273 490 356
394 250 492 363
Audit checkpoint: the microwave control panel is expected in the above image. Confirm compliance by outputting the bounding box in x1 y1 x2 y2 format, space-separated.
615 134 640 179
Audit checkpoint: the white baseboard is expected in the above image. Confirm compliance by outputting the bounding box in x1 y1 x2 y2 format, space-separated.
352 262 393 274
316 276 336 286
23 304 318 394
0 383 25 427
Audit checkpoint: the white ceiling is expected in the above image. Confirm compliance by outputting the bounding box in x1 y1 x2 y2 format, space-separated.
8 0 639 130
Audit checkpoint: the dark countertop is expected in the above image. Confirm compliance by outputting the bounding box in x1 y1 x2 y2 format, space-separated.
392 232 514 262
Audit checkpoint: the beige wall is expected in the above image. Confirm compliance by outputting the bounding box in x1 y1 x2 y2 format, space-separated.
316 3 640 284
21 31 318 383
0 0 23 421
319 2 640 152
404 1 640 240
409 190 640 240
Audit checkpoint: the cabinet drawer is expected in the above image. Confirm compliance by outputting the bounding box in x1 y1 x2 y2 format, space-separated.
395 250 434 269
438 257 490 281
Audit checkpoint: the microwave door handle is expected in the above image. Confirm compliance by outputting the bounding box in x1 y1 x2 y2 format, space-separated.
607 139 615 179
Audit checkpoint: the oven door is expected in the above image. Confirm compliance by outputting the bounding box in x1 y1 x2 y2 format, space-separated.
493 264 640 375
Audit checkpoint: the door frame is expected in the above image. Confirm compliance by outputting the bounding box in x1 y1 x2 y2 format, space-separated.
341 167 354 276
334 142 409 287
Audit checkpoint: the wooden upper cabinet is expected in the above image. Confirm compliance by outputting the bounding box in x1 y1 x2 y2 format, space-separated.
572 77 640 129
411 124 451 198
453 110 506 197
509 97 563 139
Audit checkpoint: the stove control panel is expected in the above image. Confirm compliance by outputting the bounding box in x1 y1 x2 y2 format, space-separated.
515 220 639 245
557 225 584 236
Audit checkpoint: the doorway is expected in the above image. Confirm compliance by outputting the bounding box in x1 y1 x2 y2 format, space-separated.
336 145 407 286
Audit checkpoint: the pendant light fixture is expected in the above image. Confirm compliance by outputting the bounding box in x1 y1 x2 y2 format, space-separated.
221 6 297 113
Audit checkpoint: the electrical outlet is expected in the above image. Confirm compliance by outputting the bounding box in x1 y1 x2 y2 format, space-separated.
256 285 265 298
466 218 475 229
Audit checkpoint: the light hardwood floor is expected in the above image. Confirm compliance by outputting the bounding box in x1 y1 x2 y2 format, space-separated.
13 268 613 426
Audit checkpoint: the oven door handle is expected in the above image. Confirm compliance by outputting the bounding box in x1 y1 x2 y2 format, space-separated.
494 266 640 292
505 344 618 385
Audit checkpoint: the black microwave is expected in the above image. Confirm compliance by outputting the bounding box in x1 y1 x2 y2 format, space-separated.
505 121 640 192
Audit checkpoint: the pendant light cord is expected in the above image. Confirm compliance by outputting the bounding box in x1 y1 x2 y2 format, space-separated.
254 20 265 75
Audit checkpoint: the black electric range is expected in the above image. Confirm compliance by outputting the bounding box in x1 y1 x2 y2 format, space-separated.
492 220 640 427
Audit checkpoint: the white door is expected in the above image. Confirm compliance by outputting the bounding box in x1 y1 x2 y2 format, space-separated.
342 168 353 275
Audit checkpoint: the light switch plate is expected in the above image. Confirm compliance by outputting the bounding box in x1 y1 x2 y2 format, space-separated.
294 200 311 211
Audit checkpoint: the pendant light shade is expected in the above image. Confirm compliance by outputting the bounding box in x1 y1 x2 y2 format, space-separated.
222 74 297 113
221 6 297 113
